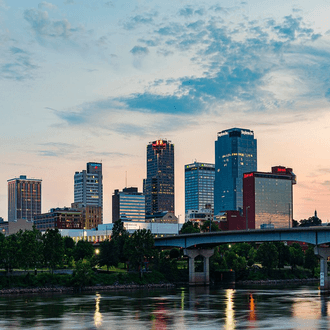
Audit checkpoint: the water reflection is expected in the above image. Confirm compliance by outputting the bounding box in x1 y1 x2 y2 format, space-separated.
0 285 326 329
225 289 235 330
94 293 102 328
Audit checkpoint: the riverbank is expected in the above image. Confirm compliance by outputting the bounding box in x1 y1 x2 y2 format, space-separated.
237 278 319 286
0 282 175 295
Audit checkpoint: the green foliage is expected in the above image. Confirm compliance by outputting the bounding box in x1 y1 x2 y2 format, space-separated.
72 259 94 288
274 242 290 269
289 243 304 270
1 233 20 273
98 239 119 271
256 242 279 274
180 221 200 234
224 250 247 274
124 229 154 275
19 228 43 271
74 240 94 262
43 229 64 273
111 219 129 263
304 246 318 276
169 248 180 259
200 220 220 232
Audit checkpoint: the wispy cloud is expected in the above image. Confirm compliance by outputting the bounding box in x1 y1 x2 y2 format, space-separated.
0 46 38 81
123 12 158 30
38 2 57 10
130 46 149 56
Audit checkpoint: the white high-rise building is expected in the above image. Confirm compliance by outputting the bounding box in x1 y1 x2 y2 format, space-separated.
74 163 103 213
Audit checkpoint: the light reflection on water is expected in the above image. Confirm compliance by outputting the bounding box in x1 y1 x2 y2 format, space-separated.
0 285 329 329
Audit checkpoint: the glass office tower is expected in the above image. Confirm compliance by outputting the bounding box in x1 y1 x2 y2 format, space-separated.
243 166 296 229
112 187 145 222
143 139 174 215
214 128 257 214
8 175 42 222
185 162 215 213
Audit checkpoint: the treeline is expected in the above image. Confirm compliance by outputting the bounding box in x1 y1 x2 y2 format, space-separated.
0 220 155 276
211 241 319 280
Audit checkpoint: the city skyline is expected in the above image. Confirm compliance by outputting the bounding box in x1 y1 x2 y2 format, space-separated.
1 0 330 223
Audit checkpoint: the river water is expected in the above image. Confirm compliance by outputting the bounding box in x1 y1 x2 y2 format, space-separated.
0 284 329 329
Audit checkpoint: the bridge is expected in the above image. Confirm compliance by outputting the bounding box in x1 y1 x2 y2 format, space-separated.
155 227 330 290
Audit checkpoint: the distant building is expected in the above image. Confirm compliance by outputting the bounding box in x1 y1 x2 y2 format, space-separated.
112 187 145 223
145 211 178 223
185 162 215 214
243 166 296 229
215 210 246 231
214 128 257 214
74 163 103 219
71 202 102 229
7 175 42 222
143 139 174 215
185 205 214 224
34 207 83 231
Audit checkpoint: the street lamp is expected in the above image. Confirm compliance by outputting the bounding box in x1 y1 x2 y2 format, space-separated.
246 206 250 230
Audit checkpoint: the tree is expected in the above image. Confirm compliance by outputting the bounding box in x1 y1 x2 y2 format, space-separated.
111 219 129 263
43 229 64 273
224 250 247 273
19 228 43 271
63 236 75 267
1 234 20 274
289 243 304 270
124 229 154 276
200 220 220 233
74 240 94 262
72 259 93 289
274 242 290 269
98 239 119 271
299 216 322 227
180 221 200 234
304 246 318 277
256 242 278 274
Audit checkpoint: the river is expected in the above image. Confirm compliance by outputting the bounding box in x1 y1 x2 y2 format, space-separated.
0 284 328 329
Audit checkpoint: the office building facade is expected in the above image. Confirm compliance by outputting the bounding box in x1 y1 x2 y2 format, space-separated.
74 162 103 211
7 175 42 222
71 202 102 229
185 162 215 214
143 139 174 215
112 187 145 222
243 166 296 229
34 207 83 231
214 128 257 214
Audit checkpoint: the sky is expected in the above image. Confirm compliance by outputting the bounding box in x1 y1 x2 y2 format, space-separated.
1 0 330 223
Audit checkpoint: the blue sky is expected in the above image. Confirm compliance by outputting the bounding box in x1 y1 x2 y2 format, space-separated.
1 0 330 222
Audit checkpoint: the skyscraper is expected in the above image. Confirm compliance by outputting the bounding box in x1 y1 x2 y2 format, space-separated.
243 166 296 229
112 187 145 222
185 162 215 213
214 128 257 214
8 175 42 222
143 139 174 215
74 162 103 210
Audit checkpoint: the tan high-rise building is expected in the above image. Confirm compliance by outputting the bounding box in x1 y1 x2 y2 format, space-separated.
8 175 42 222
71 202 102 229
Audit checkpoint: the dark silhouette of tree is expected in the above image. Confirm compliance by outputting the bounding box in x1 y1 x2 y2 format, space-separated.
289 243 304 270
124 229 154 276
256 242 278 274
304 246 318 276
98 239 119 271
43 229 64 273
111 219 129 263
299 214 322 227
274 242 290 269
74 240 94 262
180 221 200 234
200 220 220 232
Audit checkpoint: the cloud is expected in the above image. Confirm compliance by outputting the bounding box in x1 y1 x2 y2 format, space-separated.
123 12 157 30
38 2 57 10
24 9 82 40
0 46 38 81
64 0 74 4
0 0 9 9
130 46 149 56
322 181 330 186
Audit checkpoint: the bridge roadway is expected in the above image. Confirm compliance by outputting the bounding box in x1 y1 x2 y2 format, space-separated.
154 226 330 248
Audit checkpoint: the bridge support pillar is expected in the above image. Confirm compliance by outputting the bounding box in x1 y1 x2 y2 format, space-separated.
314 246 330 291
184 248 214 286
